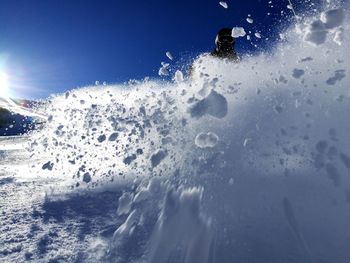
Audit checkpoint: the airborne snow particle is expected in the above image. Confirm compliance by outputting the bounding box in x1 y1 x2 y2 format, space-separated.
166 51 173 61
83 172 92 183
303 20 328 45
158 63 170 76
246 17 254 24
254 32 261 39
195 132 219 148
151 149 167 167
189 90 228 119
333 28 344 45
232 27 246 38
108 132 118 141
320 8 345 29
42 161 54 171
97 134 106 143
299 57 313 63
243 138 251 147
174 70 184 83
326 70 346 85
219 1 228 9
123 154 137 165
292 69 305 79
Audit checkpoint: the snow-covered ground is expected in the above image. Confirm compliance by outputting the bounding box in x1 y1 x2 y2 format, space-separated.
1 4 350 263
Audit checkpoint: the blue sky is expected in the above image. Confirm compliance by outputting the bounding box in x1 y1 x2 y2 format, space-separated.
0 0 297 99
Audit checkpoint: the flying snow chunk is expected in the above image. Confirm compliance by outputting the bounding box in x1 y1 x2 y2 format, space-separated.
151 149 167 167
255 32 261 39
320 8 345 29
287 4 293 10
326 70 346 85
219 1 228 9
195 132 219 148
190 90 228 119
303 20 328 45
292 69 305 79
166 51 173 61
159 62 170 76
246 17 254 24
108 132 118 141
42 161 54 171
232 27 246 38
97 134 106 143
174 70 184 83
83 172 92 183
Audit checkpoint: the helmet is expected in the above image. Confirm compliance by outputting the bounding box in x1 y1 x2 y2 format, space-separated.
215 28 235 46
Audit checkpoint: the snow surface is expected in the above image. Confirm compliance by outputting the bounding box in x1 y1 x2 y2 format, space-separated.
1 4 350 263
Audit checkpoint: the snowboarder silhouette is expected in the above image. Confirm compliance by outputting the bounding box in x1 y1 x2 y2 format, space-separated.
188 28 239 77
211 28 239 61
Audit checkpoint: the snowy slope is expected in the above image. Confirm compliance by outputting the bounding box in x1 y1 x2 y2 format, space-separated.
1 5 350 263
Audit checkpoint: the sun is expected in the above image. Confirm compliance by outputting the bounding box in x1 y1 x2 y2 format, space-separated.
0 72 9 98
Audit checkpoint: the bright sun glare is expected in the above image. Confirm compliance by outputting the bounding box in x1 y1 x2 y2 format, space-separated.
0 72 9 98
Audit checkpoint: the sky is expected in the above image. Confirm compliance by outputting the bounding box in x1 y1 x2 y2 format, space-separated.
0 0 298 99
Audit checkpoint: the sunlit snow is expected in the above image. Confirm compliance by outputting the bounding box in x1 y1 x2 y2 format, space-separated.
1 4 350 263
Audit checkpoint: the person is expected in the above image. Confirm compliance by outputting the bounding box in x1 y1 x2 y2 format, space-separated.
188 28 239 77
211 27 239 61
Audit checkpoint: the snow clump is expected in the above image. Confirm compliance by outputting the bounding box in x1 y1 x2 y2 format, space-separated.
302 8 345 46
219 1 228 9
232 27 246 38
195 132 219 148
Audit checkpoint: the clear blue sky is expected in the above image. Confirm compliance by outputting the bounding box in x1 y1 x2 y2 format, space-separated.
0 0 298 99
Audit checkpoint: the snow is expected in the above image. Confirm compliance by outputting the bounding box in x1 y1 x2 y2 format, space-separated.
165 51 173 60
148 187 212 263
158 62 170 76
219 1 228 9
320 8 345 29
292 68 305 79
231 27 246 38
1 4 350 263
254 32 261 38
300 8 345 46
195 132 219 148
333 28 344 45
173 70 184 83
326 69 346 85
189 90 228 119
117 192 133 215
150 149 167 167
246 17 254 24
